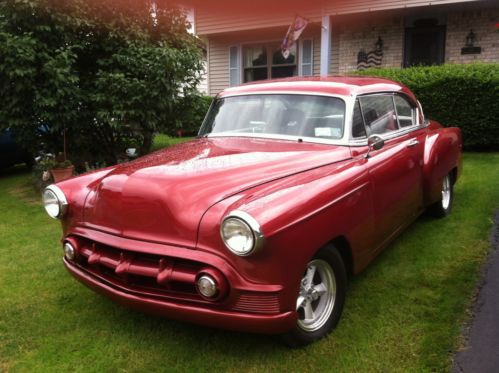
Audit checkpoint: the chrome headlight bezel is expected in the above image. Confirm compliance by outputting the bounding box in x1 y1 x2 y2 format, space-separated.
220 210 265 256
42 185 68 219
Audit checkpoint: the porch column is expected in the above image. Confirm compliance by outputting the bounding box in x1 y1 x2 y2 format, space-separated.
320 15 331 76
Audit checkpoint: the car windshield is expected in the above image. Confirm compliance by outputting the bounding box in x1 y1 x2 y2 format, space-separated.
199 94 346 140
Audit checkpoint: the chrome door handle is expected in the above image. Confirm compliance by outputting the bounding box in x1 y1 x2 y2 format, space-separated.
407 139 419 148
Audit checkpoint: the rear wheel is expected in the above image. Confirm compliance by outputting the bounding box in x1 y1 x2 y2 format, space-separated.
282 245 347 347
429 173 454 218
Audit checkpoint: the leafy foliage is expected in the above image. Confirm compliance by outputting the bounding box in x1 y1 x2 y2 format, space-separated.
355 63 499 150
166 95 213 136
0 0 205 165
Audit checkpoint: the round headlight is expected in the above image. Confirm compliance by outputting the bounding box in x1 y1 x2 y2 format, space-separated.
220 211 265 256
42 185 68 219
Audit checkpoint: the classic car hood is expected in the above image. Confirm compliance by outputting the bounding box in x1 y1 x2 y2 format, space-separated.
82 137 351 247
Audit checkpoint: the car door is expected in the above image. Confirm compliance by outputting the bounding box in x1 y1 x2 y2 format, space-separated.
356 93 424 251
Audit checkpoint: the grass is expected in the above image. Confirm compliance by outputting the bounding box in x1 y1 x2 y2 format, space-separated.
0 152 498 372
150 134 195 152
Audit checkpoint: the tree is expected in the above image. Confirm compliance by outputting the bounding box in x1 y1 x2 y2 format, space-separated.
0 0 204 165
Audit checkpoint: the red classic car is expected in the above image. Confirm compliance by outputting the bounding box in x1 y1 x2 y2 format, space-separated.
43 77 462 347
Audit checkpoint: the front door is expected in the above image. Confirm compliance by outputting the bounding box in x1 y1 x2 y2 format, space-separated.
357 94 424 250
404 24 446 67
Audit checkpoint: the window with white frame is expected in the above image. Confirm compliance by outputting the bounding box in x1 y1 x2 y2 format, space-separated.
242 43 297 83
229 41 313 86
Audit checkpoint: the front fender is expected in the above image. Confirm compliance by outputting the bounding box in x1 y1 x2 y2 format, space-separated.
54 166 116 236
196 156 374 311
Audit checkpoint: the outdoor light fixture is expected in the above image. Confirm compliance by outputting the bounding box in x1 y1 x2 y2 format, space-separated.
462 29 481 55
465 30 476 47
375 36 384 51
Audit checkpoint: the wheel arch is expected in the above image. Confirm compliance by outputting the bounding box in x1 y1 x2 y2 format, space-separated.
329 236 354 278
422 126 462 206
450 166 458 185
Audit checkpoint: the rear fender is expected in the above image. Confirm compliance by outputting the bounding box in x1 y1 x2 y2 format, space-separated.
422 121 463 206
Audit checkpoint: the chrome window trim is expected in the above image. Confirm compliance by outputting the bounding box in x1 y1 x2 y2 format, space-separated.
347 124 424 147
220 90 350 100
203 91 354 146
348 91 425 145
221 210 266 256
207 132 349 146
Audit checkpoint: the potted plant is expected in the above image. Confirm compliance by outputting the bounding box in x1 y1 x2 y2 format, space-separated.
49 153 74 183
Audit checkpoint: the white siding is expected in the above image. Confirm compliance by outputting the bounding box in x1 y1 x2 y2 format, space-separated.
196 0 481 36
207 27 322 96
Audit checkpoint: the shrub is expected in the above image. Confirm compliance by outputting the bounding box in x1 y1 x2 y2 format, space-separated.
0 0 205 166
168 95 213 136
355 63 499 151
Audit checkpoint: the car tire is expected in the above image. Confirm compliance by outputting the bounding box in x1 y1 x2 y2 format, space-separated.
281 244 347 348
429 173 454 218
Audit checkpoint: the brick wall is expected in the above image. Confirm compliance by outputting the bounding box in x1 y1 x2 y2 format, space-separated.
332 6 499 73
335 14 404 74
446 8 499 64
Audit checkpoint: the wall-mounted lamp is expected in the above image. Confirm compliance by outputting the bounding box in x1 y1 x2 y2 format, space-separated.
375 36 384 51
462 29 481 55
465 30 476 47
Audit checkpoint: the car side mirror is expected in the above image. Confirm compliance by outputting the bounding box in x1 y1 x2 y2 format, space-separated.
365 135 384 158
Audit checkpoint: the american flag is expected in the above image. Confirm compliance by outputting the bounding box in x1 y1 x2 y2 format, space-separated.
281 16 309 59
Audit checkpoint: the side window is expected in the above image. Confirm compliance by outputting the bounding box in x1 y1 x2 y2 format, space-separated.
352 99 367 138
359 95 399 136
394 95 416 128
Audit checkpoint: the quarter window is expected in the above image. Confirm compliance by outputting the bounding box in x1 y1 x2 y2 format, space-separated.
394 95 416 128
358 95 399 136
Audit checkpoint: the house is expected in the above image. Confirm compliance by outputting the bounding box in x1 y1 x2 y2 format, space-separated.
184 0 499 96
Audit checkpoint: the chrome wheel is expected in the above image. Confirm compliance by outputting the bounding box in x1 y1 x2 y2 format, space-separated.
296 259 336 332
441 174 451 210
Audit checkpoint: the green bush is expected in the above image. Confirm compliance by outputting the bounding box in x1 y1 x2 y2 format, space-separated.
355 63 499 150
0 0 205 166
168 95 213 136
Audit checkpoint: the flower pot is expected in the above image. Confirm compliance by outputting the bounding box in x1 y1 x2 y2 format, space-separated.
50 165 74 183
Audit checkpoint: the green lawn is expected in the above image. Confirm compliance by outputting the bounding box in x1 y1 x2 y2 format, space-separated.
1 153 498 372
150 134 195 152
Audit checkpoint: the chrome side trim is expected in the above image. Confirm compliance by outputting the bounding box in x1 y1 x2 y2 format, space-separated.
347 120 424 147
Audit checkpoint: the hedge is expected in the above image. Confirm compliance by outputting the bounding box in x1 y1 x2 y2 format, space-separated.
355 63 499 151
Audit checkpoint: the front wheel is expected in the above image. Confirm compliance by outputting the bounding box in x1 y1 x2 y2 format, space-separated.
282 245 347 348
429 173 454 218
